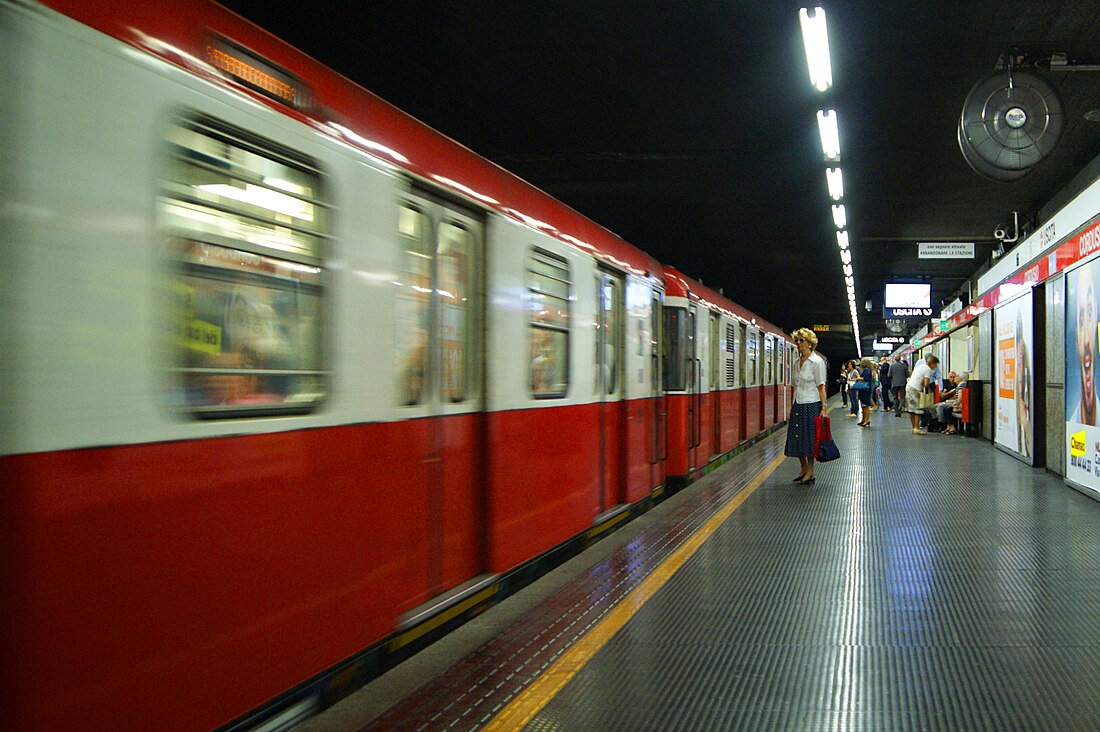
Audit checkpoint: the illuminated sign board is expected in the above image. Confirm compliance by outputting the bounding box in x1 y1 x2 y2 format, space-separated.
205 39 309 109
884 283 931 309
885 306 933 318
872 341 893 351
877 336 905 344
918 242 974 259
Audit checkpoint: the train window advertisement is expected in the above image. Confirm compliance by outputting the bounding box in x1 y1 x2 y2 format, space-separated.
1065 261 1100 492
162 116 327 417
172 241 323 413
396 206 431 405
528 250 570 397
993 292 1034 464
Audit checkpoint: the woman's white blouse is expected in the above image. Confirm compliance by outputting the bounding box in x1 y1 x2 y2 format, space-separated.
794 351 827 404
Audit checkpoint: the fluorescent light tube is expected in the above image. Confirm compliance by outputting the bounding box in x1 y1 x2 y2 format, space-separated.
799 7 832 92
826 167 844 200
832 204 846 229
817 110 840 161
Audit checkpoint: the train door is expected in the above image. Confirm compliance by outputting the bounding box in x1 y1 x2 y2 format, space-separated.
396 195 485 597
596 269 625 512
686 304 701 471
651 291 667 488
774 341 783 422
711 312 722 453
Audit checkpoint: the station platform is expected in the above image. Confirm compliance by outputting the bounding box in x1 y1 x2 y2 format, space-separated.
296 399 1100 731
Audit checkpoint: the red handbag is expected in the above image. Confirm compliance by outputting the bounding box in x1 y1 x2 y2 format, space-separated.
815 415 840 462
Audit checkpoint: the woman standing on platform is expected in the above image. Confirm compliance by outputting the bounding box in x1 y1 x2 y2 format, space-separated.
857 358 875 427
785 328 829 485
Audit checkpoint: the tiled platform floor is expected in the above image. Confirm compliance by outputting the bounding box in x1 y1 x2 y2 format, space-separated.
298 401 1100 731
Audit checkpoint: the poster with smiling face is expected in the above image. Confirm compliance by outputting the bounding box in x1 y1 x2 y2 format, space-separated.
1066 261 1100 491
994 292 1033 464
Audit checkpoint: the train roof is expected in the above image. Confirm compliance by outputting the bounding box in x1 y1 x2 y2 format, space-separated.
36 0 663 281
662 267 787 339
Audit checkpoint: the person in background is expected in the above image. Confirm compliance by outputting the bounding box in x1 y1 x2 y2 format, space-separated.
889 356 910 417
846 360 861 417
930 359 944 393
857 358 875 427
879 357 893 411
934 372 965 434
906 354 939 435
784 328 828 485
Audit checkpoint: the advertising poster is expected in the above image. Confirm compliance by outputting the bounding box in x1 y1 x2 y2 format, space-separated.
1065 261 1100 494
994 292 1034 464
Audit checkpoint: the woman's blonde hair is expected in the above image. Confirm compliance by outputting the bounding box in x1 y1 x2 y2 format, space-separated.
791 328 817 349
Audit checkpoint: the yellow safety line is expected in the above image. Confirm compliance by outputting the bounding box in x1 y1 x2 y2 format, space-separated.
483 450 787 731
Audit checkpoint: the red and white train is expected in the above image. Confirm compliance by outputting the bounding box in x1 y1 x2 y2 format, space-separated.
0 1 795 729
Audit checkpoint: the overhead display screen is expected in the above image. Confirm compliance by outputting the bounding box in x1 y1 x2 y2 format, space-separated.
884 283 931 308
884 283 933 318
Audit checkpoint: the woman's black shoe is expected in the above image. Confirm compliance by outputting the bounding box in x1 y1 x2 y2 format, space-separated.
796 476 816 485
793 475 807 482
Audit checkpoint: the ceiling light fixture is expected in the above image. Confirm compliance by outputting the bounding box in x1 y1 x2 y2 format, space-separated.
840 249 852 265
817 109 841 161
832 204 846 229
843 263 853 277
837 231 849 249
845 276 854 287
826 167 844 200
798 6 832 92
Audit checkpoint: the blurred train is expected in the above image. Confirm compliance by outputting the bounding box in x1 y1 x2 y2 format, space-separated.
0 1 796 729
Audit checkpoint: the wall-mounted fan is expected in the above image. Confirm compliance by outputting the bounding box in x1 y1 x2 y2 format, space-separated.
958 66 1063 181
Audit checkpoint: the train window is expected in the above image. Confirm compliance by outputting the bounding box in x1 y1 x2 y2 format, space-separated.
764 335 774 385
663 307 688 391
528 250 570 397
725 323 736 387
652 295 662 392
439 221 472 402
162 115 327 417
395 205 431 405
746 329 758 386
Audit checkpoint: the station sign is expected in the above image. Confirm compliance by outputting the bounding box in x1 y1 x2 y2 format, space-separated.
872 341 894 351
884 306 933 318
877 336 905 344
919 242 974 259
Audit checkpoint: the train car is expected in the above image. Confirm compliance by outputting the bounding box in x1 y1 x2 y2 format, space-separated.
662 267 793 487
0 1 671 729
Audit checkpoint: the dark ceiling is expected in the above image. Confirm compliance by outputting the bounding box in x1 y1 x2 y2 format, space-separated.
219 0 1100 364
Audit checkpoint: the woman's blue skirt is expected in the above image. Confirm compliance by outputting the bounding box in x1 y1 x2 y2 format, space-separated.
785 401 822 458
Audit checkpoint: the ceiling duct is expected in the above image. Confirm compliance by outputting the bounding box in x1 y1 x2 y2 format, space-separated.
958 55 1064 181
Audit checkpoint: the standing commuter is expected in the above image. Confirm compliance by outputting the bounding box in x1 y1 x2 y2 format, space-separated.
857 359 874 427
907 354 939 434
784 328 828 485
846 360 860 417
879 357 892 410
889 356 909 417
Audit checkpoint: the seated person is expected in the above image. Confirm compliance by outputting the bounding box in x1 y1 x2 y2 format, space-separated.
933 372 966 434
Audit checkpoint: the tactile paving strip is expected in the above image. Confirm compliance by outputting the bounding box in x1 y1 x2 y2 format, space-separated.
529 411 1100 731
